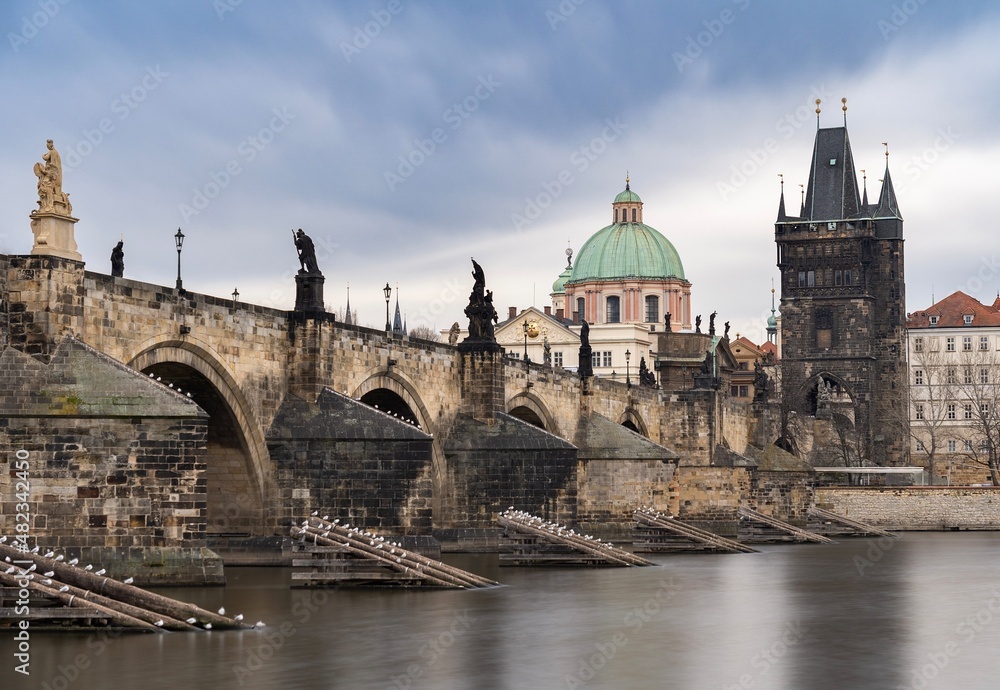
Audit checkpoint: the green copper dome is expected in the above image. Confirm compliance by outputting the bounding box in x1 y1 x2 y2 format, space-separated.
552 264 573 294
614 187 642 203
569 221 685 283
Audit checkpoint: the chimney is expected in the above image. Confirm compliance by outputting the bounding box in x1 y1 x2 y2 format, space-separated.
556 308 564 321
508 306 517 319
544 306 551 316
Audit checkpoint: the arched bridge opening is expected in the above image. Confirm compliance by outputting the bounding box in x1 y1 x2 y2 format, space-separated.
140 362 264 536
509 405 546 429
360 389 420 428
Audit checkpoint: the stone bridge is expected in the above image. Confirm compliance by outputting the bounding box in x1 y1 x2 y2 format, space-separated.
1 251 775 570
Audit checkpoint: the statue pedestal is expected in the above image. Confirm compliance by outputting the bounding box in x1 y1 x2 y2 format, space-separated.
30 212 81 261
294 272 325 313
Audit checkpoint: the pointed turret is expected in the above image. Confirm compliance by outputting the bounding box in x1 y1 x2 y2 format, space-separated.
392 292 404 335
776 175 787 221
344 285 353 326
872 146 902 239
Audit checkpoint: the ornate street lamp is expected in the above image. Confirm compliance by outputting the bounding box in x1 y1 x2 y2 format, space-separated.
625 349 632 388
383 282 392 335
174 228 185 292
232 287 239 306
522 319 530 362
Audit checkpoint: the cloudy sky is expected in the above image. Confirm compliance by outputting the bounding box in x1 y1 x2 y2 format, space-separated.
2 1 999 341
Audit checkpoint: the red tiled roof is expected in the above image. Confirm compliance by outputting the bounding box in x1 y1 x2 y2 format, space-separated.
906 291 1000 328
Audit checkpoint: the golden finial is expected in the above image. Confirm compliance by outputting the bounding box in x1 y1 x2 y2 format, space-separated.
882 142 889 159
815 98 821 127
778 173 783 190
625 171 630 189
842 97 847 124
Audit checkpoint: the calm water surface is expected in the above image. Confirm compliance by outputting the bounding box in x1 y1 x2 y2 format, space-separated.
6 532 1000 690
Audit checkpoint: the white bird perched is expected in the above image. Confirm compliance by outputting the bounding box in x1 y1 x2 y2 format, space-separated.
124 577 134 585
0 536 6 543
44 551 55 558
95 568 106 576
68 558 78 566
43 578 52 585
186 617 197 624
31 545 40 553
84 564 93 571
59 585 70 592
333 519 340 524
26 563 37 572
234 614 244 622
44 571 54 577
3 567 14 574
322 515 329 521
254 621 265 628
311 511 318 516
218 607 226 615
55 555 64 562
155 620 164 627
204 623 213 630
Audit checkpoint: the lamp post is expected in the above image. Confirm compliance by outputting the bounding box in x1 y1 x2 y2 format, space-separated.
232 287 239 306
625 349 631 388
522 319 530 363
174 228 185 292
383 282 392 335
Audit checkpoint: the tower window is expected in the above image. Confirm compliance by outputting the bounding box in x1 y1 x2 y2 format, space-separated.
835 270 843 286
606 296 620 323
645 295 659 323
632 208 637 222
807 270 815 287
798 272 806 288
844 270 852 285
576 297 585 322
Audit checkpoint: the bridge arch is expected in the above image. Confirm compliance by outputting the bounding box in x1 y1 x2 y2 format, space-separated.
353 369 434 433
128 338 272 536
620 407 649 437
506 391 557 432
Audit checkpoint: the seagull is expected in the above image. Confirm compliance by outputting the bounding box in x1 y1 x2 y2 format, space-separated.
155 620 164 627
186 617 197 624
55 555 64 562
31 545 40 553
59 585 70 592
311 511 318 516
68 558 78 566
3 567 14 574
204 623 212 630
254 621 265 628
44 571 54 577
234 614 244 622
84 564 93 571
43 578 52 585
218 607 226 615
44 551 54 558
124 577 134 585
95 569 106 576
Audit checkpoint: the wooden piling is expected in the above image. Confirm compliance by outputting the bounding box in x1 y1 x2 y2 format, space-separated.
498 510 656 567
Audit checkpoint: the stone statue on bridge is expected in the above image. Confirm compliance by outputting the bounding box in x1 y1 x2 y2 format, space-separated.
578 319 593 378
111 240 124 278
293 229 322 275
459 258 500 353
639 357 657 388
33 139 73 215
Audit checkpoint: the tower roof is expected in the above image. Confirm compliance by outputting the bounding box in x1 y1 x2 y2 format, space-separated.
873 163 902 220
802 126 862 222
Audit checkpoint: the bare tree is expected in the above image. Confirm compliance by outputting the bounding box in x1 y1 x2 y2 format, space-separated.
907 348 960 485
408 325 441 342
955 349 1000 485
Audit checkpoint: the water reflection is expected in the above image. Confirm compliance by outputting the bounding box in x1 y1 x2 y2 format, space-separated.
6 534 1000 690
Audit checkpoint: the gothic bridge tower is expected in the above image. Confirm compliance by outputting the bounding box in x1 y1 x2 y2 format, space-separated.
774 100 907 466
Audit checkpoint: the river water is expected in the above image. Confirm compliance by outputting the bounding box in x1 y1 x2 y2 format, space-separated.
6 532 1000 690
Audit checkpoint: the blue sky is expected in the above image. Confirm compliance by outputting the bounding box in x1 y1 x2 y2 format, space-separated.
2 0 999 340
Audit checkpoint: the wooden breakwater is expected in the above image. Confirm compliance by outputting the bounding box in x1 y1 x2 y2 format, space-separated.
498 509 655 567
0 539 254 631
633 508 758 554
291 516 499 589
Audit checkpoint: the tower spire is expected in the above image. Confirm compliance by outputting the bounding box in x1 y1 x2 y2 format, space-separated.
344 282 353 325
776 174 787 221
861 169 868 209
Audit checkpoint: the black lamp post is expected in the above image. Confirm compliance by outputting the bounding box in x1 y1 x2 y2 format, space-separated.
625 349 632 388
174 228 185 292
232 287 239 306
522 319 530 362
383 283 392 335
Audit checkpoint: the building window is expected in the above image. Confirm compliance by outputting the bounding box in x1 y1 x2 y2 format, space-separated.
913 337 923 353
948 440 957 453
645 295 659 323
731 385 739 397
807 270 815 287
965 404 974 420
965 368 974 385
963 336 972 352
914 369 924 385
916 440 925 452
982 439 990 452
592 352 600 368
576 297 585 321
982 403 990 416
553 351 563 368
509 352 520 360
964 314 974 325
632 208 637 222
835 270 843 286
606 296 620 323
844 270 852 285
946 369 957 385
964 440 974 452
915 404 925 420
946 337 955 352
798 271 806 288
981 336 990 351
602 351 612 367
982 369 990 384
930 316 939 325
947 403 957 420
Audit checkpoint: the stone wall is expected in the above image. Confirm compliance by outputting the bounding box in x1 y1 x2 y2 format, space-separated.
750 471 814 524
816 486 1000 530
672 466 750 535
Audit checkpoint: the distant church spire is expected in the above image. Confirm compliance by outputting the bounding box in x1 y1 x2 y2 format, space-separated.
392 284 405 335
873 143 901 220
861 169 869 209
344 283 353 326
776 174 787 221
